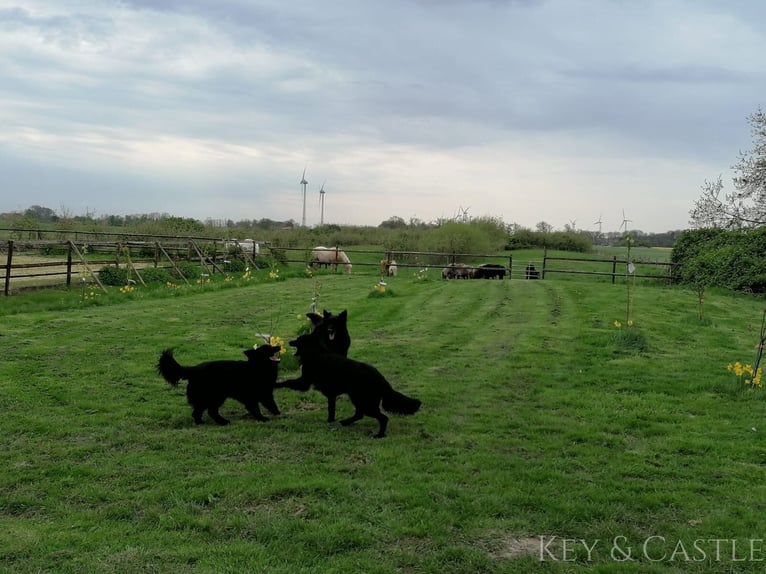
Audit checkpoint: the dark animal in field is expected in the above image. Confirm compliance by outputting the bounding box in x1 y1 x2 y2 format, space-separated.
442 263 472 279
525 263 541 280
157 345 282 425
276 332 421 438
310 246 352 273
474 263 506 279
306 309 351 357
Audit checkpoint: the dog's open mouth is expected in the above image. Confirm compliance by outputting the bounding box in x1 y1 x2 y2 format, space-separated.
328 329 336 341
270 352 281 362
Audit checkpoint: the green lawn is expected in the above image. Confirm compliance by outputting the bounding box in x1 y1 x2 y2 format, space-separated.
2 270 766 573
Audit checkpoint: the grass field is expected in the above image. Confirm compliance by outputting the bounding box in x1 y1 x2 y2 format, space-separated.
2 267 766 573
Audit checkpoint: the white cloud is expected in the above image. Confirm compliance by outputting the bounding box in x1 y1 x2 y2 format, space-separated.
0 0 764 231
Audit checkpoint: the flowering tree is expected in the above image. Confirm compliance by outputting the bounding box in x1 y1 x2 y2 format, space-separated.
690 108 766 229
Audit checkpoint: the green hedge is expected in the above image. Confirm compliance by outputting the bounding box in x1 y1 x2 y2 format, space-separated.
671 228 766 292
138 267 173 284
98 266 128 286
99 265 175 285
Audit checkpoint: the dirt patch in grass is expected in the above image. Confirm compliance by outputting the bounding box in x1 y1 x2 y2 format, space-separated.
488 536 541 559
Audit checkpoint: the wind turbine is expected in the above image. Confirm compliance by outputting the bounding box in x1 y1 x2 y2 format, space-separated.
457 205 471 222
619 210 632 233
318 180 326 226
300 168 308 227
594 214 603 234
568 219 577 231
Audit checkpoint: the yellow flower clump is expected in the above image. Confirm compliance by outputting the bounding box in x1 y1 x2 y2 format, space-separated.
269 335 287 355
727 361 763 387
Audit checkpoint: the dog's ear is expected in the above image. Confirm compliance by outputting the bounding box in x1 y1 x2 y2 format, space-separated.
339 309 348 322
288 338 299 347
308 312 323 325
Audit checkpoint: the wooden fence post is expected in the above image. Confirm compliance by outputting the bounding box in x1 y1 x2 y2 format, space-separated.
612 256 617 284
542 247 548 279
508 255 513 279
4 240 13 296
66 241 73 287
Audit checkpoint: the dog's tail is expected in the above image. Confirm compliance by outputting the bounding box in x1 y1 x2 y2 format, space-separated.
382 386 422 415
157 349 188 386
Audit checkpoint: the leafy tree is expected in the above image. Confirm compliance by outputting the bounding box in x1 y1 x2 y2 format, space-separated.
690 108 766 228
379 216 407 229
535 221 553 233
468 216 509 250
24 205 58 223
420 222 493 261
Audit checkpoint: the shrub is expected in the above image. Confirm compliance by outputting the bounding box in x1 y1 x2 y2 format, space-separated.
222 258 247 273
172 261 202 280
548 231 592 253
672 227 766 292
138 267 173 284
98 265 128 286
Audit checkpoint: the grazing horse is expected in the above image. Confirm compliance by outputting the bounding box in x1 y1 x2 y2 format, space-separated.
311 246 352 273
380 259 398 277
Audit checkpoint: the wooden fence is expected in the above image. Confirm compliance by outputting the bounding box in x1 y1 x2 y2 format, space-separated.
0 237 676 296
1 238 261 296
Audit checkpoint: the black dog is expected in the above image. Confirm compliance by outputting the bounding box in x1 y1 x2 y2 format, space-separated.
306 309 351 357
525 263 541 279
157 345 282 425
277 332 421 438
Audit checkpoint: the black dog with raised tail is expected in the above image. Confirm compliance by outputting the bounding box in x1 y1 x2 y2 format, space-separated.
157 345 282 425
277 331 420 438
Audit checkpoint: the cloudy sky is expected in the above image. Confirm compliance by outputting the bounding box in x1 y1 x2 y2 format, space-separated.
1 0 764 232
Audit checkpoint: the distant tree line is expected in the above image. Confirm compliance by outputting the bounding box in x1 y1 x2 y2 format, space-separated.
1 206 684 252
